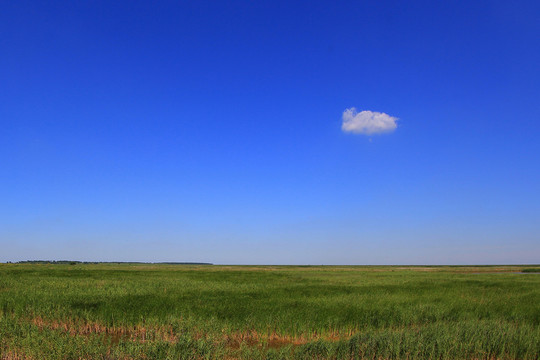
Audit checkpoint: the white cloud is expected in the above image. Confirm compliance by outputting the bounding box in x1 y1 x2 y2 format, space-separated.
341 108 398 135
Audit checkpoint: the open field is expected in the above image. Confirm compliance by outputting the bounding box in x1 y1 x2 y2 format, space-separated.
0 264 538 359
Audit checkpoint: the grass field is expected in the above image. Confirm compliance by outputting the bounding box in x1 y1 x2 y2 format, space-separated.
0 264 538 359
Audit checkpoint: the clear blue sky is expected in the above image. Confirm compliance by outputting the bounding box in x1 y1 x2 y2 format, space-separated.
1 0 539 264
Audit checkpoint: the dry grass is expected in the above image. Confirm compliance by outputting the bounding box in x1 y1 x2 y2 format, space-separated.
0 351 33 360
27 316 354 351
29 317 178 344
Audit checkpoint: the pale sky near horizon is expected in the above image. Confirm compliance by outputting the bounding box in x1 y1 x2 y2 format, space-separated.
1 1 539 264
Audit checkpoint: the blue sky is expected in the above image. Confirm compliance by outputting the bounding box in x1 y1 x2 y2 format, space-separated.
1 0 539 264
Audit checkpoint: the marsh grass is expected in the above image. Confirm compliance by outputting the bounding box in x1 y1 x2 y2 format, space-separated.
0 264 538 359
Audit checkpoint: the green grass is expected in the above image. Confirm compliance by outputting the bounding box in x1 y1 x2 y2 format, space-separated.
522 268 540 273
0 264 538 359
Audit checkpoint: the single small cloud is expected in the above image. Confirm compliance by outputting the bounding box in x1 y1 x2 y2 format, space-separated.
341 108 398 135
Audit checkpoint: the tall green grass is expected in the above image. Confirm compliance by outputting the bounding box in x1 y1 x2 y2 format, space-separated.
0 264 538 359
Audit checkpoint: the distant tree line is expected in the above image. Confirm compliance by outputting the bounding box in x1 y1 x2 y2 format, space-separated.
12 260 213 265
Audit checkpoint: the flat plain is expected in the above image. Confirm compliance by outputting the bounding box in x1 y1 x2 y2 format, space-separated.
0 264 538 359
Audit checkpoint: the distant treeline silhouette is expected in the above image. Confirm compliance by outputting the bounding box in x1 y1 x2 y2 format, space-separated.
13 260 212 265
